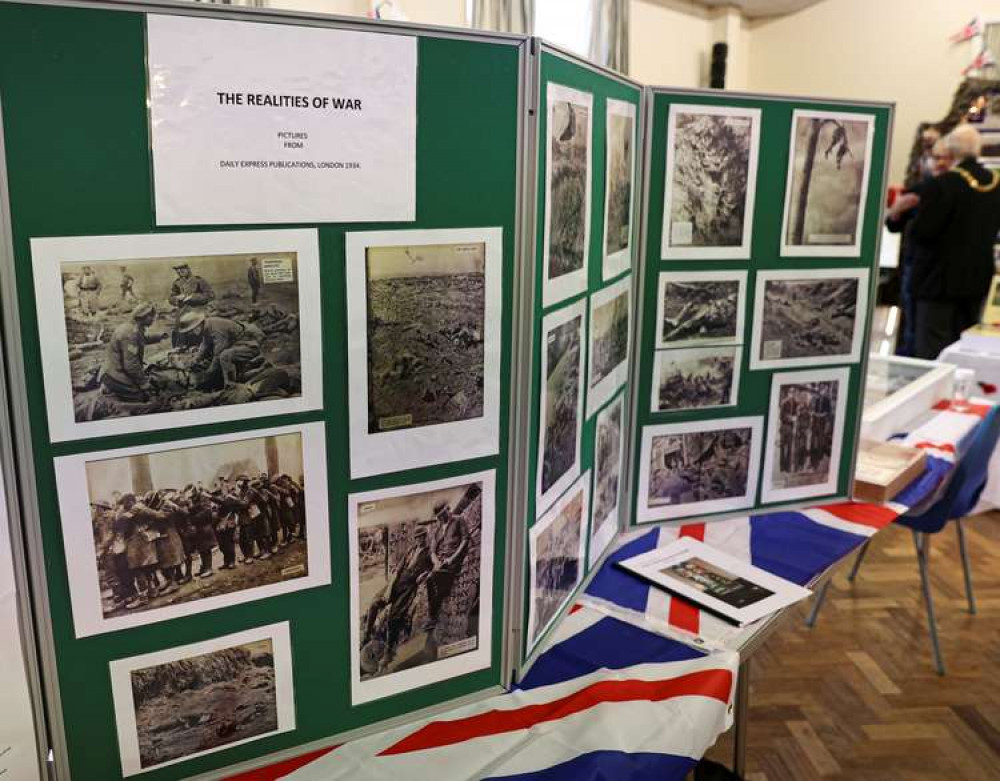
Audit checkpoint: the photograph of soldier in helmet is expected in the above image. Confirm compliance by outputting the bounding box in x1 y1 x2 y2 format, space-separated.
84 431 310 619
59 250 303 423
357 481 483 681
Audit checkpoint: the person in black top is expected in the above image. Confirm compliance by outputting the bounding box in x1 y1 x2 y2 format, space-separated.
910 125 1000 359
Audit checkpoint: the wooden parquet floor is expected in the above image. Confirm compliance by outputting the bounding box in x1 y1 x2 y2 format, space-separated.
702 512 1000 781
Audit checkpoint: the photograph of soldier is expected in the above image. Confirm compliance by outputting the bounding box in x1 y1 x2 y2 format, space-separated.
772 379 839 489
84 432 308 619
530 485 585 647
659 557 774 609
546 86 591 283
659 276 741 347
592 398 623 546
58 250 303 423
357 481 483 681
541 312 583 497
654 346 739 412
648 426 753 508
365 242 486 434
759 276 859 362
590 288 629 391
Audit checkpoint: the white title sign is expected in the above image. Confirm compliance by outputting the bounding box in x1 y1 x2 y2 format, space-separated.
147 15 417 225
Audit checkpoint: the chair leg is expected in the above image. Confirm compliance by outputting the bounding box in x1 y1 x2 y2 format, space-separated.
913 531 946 676
955 519 977 615
805 580 831 628
847 539 872 582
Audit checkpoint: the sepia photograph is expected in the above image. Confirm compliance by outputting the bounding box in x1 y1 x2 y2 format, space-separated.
528 472 589 652
750 268 869 369
587 275 632 417
348 471 495 704
543 83 593 307
32 230 323 442
603 98 637 280
656 270 747 349
780 109 875 257
346 227 503 479
110 623 295 776
56 423 330 638
637 417 763 523
536 299 587 516
661 104 761 259
652 345 742 413
590 395 624 567
762 367 849 503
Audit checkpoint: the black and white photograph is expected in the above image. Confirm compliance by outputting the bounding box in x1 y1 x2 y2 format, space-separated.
590 395 624 567
346 228 503 478
536 299 587 515
55 423 330 638
762 367 849 503
528 473 589 652
110 623 295 776
652 345 742 413
637 417 763 523
780 109 875 257
655 271 747 349
603 98 637 280
543 83 593 307
31 230 323 442
348 471 495 704
587 275 631 417
750 269 869 369
661 104 761 260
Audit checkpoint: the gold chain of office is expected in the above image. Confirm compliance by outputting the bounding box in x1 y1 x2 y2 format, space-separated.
954 167 1000 193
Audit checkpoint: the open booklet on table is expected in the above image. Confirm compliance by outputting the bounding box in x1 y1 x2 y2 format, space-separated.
616 537 812 627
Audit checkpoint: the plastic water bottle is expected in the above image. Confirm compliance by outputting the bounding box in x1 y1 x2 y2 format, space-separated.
953 368 975 412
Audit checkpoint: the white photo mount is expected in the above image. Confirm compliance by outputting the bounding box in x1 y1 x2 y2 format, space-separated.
345 227 503 479
542 83 593 308
346 470 496 705
602 97 637 281
749 267 870 370
655 270 748 349
31 229 324 443
761 366 850 504
636 415 763 524
586 274 632 418
617 538 811 626
661 103 761 260
589 394 624 567
650 345 743 414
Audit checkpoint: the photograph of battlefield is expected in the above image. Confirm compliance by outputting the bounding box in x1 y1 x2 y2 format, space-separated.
656 346 737 412
61 251 302 423
669 110 753 248
759 277 859 361
590 291 629 388
548 97 590 280
660 278 739 346
660 557 773 609
773 380 839 489
365 242 486 434
605 112 634 256
786 116 870 247
593 400 622 528
648 427 752 508
129 638 279 769
532 490 583 644
85 433 308 618
357 481 483 681
542 316 582 495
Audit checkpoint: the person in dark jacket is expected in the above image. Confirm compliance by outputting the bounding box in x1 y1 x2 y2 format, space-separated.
911 125 1000 359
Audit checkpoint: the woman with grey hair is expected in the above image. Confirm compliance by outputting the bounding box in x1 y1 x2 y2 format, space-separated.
910 124 1000 359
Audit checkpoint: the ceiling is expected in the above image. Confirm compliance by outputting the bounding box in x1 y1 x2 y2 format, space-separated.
692 0 827 19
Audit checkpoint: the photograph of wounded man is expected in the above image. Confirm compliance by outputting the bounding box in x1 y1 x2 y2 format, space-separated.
61 252 302 422
357 481 483 682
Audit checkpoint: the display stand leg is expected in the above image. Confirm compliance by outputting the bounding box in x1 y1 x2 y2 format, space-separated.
733 657 750 778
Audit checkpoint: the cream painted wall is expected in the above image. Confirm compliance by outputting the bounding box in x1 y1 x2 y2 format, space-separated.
747 0 988 185
629 0 713 87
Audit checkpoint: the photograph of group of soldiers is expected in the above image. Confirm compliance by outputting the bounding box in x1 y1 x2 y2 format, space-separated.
61 250 303 422
648 427 752 508
655 346 738 412
773 379 838 489
659 277 740 347
85 433 308 617
357 482 483 681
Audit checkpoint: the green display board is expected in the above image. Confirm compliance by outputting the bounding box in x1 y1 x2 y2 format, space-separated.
629 88 892 527
0 4 522 779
